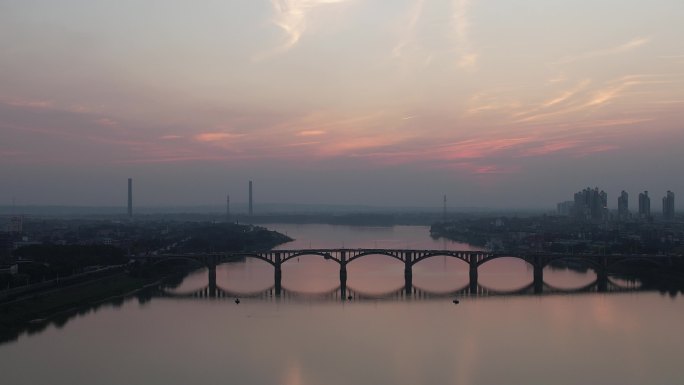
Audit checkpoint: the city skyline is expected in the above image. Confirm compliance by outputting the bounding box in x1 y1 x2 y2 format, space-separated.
2 1 684 208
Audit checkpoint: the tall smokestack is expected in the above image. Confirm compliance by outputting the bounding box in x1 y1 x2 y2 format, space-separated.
249 180 253 215
127 178 133 218
226 193 230 221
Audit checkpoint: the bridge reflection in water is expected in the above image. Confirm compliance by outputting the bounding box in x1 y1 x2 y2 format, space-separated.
155 277 642 302
150 249 669 301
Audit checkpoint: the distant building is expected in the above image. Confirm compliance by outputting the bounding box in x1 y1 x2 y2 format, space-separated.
618 190 629 219
663 190 675 220
249 181 253 215
573 187 607 221
127 178 133 218
557 201 574 216
638 191 651 219
0 232 12 260
226 193 231 221
8 216 22 233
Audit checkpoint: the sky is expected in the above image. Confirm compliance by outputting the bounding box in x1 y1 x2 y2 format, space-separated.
1 0 683 210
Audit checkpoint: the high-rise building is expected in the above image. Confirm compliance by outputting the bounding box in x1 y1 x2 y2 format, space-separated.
663 190 675 220
8 216 23 233
127 178 133 218
618 190 629 219
557 201 574 216
638 191 650 219
248 180 253 216
573 187 607 221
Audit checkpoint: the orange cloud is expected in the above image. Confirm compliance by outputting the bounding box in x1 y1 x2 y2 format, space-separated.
297 130 326 136
438 137 533 159
1 96 54 109
194 132 243 142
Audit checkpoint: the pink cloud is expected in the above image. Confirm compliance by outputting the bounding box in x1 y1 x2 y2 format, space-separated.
1 96 54 109
297 130 326 136
194 132 244 142
437 137 533 159
95 118 118 127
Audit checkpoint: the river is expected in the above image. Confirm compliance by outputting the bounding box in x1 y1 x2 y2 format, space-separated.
1 224 683 385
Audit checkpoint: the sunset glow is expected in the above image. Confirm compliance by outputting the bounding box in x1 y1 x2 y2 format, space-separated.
1 0 683 207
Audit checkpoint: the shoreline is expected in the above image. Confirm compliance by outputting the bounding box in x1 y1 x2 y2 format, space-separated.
0 271 184 345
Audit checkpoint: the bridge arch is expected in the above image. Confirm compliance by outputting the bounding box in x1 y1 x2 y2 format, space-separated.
410 252 471 267
476 254 533 268
543 279 599 294
224 253 276 267
280 251 339 265
346 251 404 265
541 256 604 273
478 281 536 296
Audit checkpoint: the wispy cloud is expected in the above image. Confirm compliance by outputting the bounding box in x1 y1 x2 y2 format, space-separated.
555 37 650 64
393 0 426 59
266 0 352 57
514 75 664 123
393 0 478 69
297 130 326 136
194 132 244 142
94 118 118 127
451 0 478 68
0 96 54 109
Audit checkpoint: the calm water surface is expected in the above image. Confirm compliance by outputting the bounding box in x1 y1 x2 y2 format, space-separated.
1 224 683 385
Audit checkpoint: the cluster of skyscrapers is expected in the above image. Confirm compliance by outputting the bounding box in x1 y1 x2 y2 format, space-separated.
557 188 676 221
573 187 608 221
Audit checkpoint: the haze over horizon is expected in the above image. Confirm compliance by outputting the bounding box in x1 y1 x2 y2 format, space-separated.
2 1 683 209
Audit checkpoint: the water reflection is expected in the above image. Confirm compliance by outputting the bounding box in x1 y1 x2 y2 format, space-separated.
3 224 684 385
157 268 653 302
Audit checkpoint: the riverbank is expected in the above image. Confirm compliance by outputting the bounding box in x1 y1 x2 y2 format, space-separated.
0 271 164 344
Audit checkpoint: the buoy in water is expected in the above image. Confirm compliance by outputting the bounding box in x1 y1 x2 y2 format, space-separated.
235 298 240 304
347 295 352 300
452 299 460 304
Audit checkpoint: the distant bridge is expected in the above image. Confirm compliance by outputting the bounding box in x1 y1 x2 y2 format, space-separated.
153 277 643 302
147 249 678 299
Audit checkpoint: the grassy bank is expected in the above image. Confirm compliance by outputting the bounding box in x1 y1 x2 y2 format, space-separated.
0 272 157 340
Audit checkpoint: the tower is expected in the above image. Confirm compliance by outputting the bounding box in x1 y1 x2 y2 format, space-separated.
127 178 133 218
249 180 253 216
618 190 629 219
663 191 675 220
443 194 447 221
226 194 230 222
638 191 650 219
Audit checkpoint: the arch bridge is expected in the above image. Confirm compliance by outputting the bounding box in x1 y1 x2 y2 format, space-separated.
151 249 677 297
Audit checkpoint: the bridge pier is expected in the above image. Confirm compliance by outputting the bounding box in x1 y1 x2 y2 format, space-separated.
533 256 543 294
274 253 282 296
597 269 608 292
340 251 347 301
597 257 608 292
208 263 217 298
469 254 478 294
404 252 413 295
